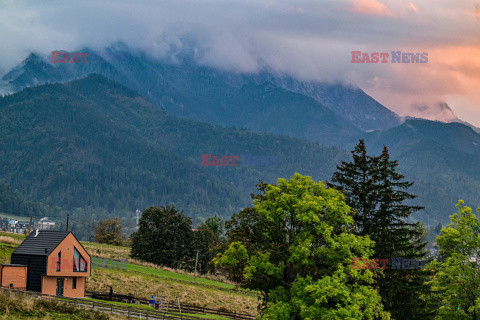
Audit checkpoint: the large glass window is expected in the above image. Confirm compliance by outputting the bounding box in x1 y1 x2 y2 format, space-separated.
73 247 87 272
56 251 61 271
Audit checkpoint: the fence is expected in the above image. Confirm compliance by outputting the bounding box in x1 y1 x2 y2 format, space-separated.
65 298 219 320
0 287 222 320
86 290 255 320
166 302 254 320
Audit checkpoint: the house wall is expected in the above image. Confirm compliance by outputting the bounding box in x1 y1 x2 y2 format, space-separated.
42 276 86 298
0 266 27 289
10 254 47 292
46 233 91 277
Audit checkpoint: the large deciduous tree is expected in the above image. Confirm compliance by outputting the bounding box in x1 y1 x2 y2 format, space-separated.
130 205 194 268
215 173 390 319
93 216 125 246
425 200 480 319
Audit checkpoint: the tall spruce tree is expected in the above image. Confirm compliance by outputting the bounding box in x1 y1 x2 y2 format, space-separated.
328 140 378 235
371 147 425 257
372 147 430 320
328 140 430 320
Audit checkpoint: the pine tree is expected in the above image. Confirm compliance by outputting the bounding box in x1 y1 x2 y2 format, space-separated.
329 141 430 320
328 139 377 235
372 146 430 320
370 146 425 257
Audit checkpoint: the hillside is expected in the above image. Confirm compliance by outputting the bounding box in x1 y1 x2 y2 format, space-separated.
362 119 480 224
249 72 402 131
0 74 348 238
0 181 45 218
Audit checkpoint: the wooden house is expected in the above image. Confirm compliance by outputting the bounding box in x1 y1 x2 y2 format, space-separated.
7 230 91 297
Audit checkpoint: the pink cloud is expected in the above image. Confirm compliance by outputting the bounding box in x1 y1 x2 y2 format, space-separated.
475 4 480 18
358 45 480 126
347 0 392 16
407 2 418 13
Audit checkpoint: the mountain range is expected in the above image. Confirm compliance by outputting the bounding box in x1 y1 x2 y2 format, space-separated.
1 46 479 238
0 74 348 238
0 49 394 146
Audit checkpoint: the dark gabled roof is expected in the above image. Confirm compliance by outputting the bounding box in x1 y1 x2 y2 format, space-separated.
12 230 69 256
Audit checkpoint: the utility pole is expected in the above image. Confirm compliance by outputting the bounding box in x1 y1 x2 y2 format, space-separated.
29 216 33 232
66 214 69 232
194 250 199 284
135 209 140 230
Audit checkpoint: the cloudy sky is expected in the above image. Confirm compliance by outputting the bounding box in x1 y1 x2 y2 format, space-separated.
1 0 479 125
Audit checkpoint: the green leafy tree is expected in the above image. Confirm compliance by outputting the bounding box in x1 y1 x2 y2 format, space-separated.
425 200 480 319
204 214 225 238
193 224 217 274
215 173 390 319
329 141 429 320
131 205 194 268
193 215 226 274
93 216 125 246
215 241 249 283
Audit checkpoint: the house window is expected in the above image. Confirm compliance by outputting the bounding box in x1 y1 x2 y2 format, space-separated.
72 277 77 289
73 247 87 272
56 251 61 271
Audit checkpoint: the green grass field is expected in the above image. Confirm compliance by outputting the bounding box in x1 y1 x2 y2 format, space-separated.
0 242 17 263
0 231 26 241
126 264 235 290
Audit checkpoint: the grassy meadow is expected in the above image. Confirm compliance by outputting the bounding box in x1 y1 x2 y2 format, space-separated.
0 289 123 319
